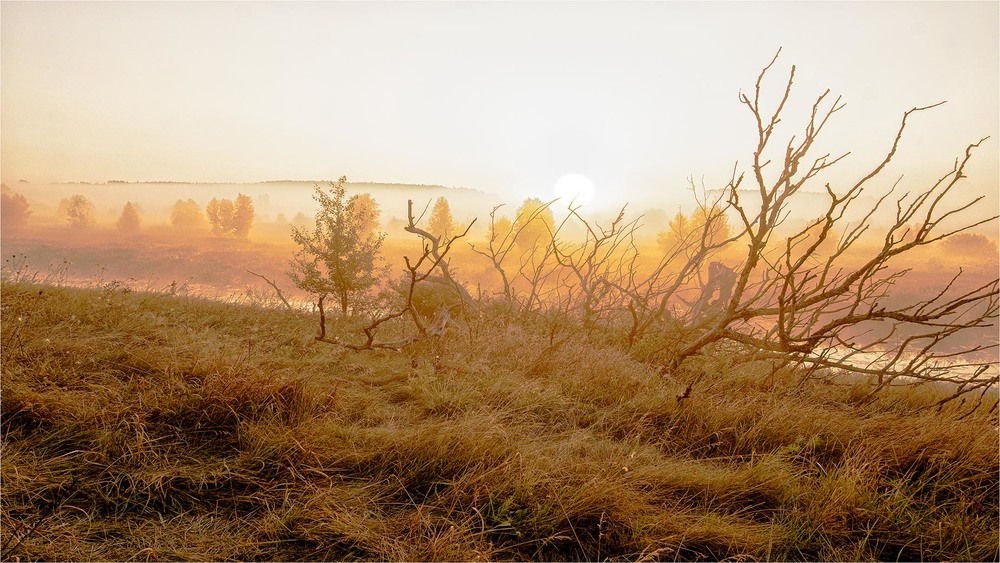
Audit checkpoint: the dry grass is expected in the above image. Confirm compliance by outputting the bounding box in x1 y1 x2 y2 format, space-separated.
2 281 997 561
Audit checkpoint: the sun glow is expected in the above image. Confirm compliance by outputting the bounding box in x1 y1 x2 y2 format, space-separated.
553 173 596 206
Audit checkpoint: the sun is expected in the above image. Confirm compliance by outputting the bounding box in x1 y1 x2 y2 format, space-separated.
553 173 596 206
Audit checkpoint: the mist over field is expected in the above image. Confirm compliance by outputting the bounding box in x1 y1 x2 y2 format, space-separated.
5 171 998 378
8 181 492 228
2 2 999 561
3 175 996 310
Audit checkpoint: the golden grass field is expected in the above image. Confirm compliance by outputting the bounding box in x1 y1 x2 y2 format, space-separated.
2 280 997 561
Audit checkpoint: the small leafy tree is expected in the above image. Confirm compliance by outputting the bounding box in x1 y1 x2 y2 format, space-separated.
313 198 476 350
289 177 387 315
488 215 513 245
232 193 255 238
348 193 380 237
206 198 235 235
428 196 455 238
116 201 141 233
939 232 998 257
206 199 223 233
514 197 555 251
217 200 235 233
171 199 205 229
792 216 840 260
63 194 95 228
656 203 732 255
207 194 254 237
0 184 31 229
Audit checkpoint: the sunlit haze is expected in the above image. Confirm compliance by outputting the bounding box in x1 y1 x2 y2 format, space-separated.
3 5 1000 555
2 2 998 209
554 174 596 207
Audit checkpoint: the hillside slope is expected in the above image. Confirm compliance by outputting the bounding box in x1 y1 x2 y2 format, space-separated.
1 282 997 561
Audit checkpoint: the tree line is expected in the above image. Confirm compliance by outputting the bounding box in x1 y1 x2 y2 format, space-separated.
0 187 257 238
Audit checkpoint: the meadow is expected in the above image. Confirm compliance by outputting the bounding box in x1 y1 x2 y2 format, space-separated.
2 278 997 561
2 113 998 561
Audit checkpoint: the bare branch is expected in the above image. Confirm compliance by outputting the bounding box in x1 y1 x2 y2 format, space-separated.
315 199 474 351
246 270 293 311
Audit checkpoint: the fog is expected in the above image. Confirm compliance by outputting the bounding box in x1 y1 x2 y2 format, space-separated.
9 181 497 232
3 165 997 371
11 175 996 243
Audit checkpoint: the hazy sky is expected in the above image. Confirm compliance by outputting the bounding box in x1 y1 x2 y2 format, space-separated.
2 1 997 206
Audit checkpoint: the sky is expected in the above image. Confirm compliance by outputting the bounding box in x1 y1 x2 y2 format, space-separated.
2 1 998 208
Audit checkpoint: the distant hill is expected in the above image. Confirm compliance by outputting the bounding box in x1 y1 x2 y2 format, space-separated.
88 179 491 196
18 180 505 227
260 179 488 194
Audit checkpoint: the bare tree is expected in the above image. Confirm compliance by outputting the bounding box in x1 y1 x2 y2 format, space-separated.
470 199 558 305
464 50 997 405
315 199 474 350
469 188 741 350
657 50 998 400
685 261 737 321
304 52 997 406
